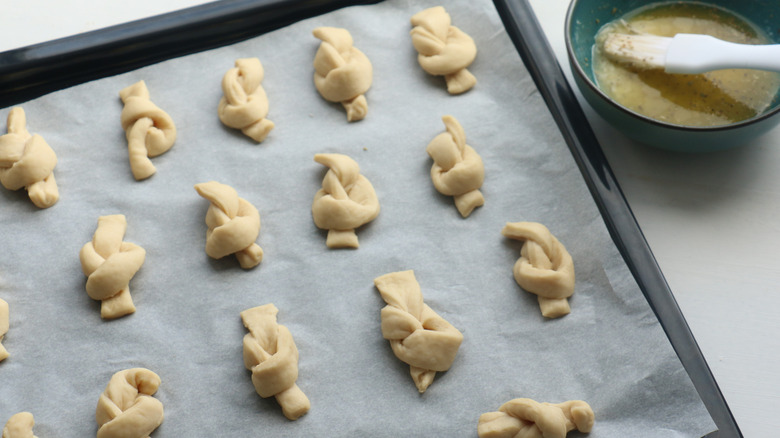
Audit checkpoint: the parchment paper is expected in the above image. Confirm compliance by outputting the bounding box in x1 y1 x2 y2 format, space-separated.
0 0 716 436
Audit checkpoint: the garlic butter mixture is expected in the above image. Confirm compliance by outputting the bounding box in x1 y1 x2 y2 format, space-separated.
592 2 780 127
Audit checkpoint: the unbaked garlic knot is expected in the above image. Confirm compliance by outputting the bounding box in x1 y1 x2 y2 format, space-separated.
427 115 484 217
374 270 463 393
119 80 176 180
195 181 263 269
2 412 38 438
502 222 575 319
219 58 274 142
242 304 311 420
313 27 373 122
410 6 477 94
0 298 7 362
96 368 164 438
477 398 594 438
79 215 146 320
311 153 379 248
0 107 59 208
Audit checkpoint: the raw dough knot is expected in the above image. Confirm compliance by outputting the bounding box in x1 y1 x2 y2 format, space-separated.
374 270 463 393
477 398 594 438
0 107 59 208
119 80 176 180
2 412 37 438
241 304 311 420
313 27 373 121
427 115 484 217
410 6 477 94
95 368 164 438
502 222 575 318
194 181 263 269
0 298 8 362
311 153 379 248
218 58 275 142
80 215 146 319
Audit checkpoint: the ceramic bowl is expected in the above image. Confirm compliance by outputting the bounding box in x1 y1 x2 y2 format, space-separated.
565 0 780 152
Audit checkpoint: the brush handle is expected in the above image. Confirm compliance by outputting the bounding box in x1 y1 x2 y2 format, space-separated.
665 34 780 74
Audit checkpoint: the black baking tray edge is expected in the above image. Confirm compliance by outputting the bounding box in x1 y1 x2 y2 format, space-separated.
492 1 740 437
0 0 740 436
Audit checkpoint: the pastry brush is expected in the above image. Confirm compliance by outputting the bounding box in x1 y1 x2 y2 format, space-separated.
602 33 780 74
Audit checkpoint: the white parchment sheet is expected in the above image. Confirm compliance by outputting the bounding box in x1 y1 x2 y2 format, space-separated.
0 0 716 436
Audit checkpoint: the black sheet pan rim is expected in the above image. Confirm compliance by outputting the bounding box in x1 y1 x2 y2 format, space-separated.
0 0 738 436
492 0 740 436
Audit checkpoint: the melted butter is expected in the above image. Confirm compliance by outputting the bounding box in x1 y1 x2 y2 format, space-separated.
592 2 780 127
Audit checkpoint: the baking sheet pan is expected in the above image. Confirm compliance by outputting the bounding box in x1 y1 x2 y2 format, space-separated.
0 0 734 436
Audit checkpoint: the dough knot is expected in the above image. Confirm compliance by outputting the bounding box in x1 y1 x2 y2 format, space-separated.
79 215 146 319
119 80 176 180
218 58 275 142
241 304 311 420
410 6 477 94
95 368 164 438
427 115 484 217
374 270 463 393
477 398 594 438
502 222 575 318
311 153 379 248
194 181 263 269
313 27 373 121
0 298 8 362
0 107 59 208
2 412 37 438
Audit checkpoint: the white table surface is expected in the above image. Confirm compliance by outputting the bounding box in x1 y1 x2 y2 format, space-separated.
2 1 777 436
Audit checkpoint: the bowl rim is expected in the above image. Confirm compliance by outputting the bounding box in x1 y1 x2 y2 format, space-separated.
564 0 780 133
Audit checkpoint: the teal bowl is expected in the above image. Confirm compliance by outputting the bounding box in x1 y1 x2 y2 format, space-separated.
565 0 780 152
